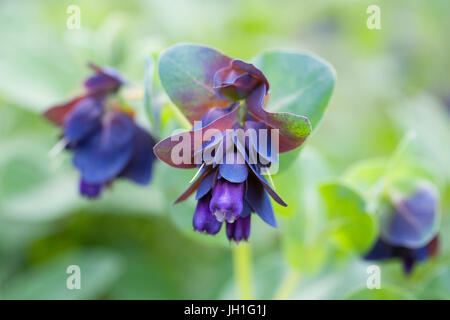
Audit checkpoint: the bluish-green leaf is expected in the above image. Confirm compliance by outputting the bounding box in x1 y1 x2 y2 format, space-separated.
275 147 332 272
158 43 231 123
254 50 335 130
254 50 335 168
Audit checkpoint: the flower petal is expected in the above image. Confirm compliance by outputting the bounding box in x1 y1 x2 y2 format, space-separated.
219 153 248 183
214 71 257 101
196 170 216 200
426 235 439 257
193 194 223 235
244 120 278 165
233 136 287 207
226 215 251 243
175 167 213 204
64 98 103 142
232 59 269 91
158 43 232 123
246 175 277 227
153 103 240 169
73 112 135 184
246 83 311 153
241 200 252 218
43 95 86 126
213 60 269 101
120 125 156 185
197 106 232 128
85 63 123 95
209 179 245 223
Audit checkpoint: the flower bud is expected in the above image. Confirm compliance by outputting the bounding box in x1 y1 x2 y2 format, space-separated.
213 60 269 101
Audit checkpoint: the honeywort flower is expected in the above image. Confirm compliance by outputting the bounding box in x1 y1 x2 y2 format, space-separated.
364 185 439 274
44 64 156 198
44 63 123 126
154 44 312 242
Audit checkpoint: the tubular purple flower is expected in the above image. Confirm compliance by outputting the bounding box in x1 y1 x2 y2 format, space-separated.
154 44 316 243
44 63 123 126
193 195 223 235
209 179 245 223
226 215 251 243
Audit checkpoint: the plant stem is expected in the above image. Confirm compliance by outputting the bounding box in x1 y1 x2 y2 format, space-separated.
144 57 156 129
273 268 301 300
367 130 416 213
232 243 252 300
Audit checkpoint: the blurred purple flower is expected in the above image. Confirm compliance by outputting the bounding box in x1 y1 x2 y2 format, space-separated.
44 63 123 126
364 186 440 274
44 64 156 198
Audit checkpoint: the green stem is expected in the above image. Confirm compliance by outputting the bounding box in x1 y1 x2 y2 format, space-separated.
367 130 416 213
144 57 156 129
232 243 252 300
273 268 301 300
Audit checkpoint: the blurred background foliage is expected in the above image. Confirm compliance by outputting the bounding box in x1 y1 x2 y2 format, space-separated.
0 0 449 299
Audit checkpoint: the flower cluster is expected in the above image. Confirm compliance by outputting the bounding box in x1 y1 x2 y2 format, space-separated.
44 64 156 198
154 45 312 242
364 185 439 274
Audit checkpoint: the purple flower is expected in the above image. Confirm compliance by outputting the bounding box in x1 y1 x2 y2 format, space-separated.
364 186 440 274
154 49 312 242
44 64 156 198
193 194 223 235
44 63 123 126
210 179 245 223
154 44 318 242
226 215 251 243
155 103 291 242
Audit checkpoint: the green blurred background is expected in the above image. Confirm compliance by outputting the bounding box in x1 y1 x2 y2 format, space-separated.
0 0 449 299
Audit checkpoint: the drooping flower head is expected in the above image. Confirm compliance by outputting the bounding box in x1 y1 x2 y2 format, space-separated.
364 184 440 274
44 64 156 198
154 44 313 242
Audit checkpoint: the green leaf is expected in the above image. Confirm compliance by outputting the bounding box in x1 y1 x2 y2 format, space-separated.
0 136 81 222
419 266 450 299
0 248 123 299
319 182 378 253
254 50 335 168
158 43 231 123
391 94 450 181
109 252 175 299
342 158 388 198
254 50 335 130
275 147 332 272
346 287 414 300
